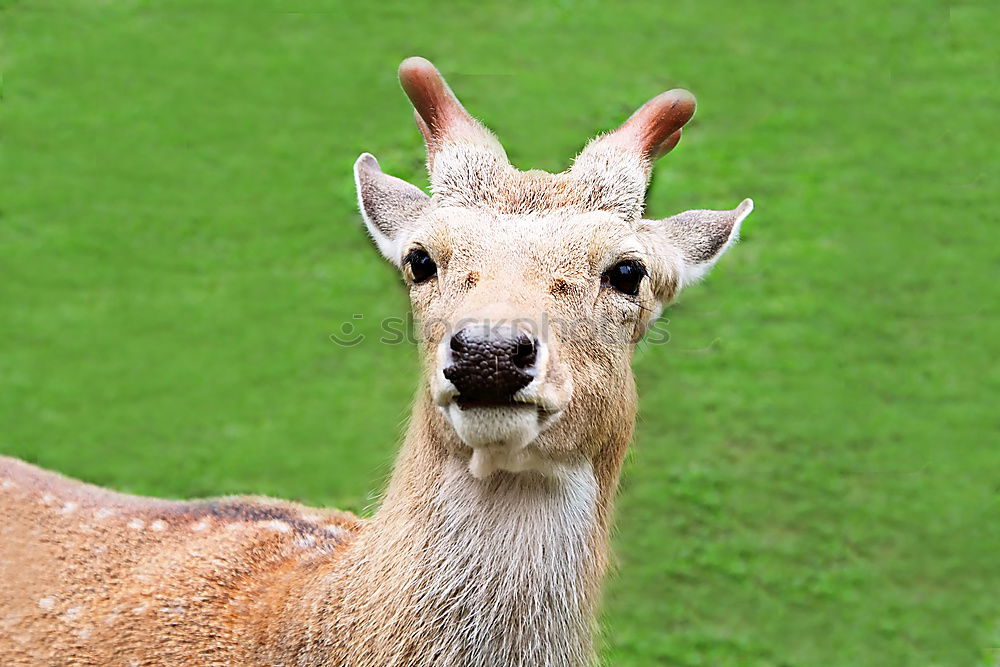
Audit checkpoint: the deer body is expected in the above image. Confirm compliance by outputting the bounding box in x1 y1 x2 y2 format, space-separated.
1 58 752 666
1 397 621 666
0 454 355 665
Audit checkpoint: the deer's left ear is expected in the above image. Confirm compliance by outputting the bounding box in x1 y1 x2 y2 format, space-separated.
354 153 430 265
639 199 754 293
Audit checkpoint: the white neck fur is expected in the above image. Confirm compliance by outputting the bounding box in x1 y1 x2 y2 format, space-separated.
392 457 601 666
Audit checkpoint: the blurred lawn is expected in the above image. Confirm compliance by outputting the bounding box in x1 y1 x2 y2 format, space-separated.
2 1 997 664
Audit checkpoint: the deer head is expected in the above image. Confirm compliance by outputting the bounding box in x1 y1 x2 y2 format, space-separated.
355 57 752 479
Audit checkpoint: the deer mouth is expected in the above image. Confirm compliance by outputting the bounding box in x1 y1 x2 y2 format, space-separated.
453 396 562 423
435 385 569 453
454 396 534 410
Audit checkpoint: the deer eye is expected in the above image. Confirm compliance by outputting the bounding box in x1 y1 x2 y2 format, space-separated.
404 248 437 284
603 259 647 296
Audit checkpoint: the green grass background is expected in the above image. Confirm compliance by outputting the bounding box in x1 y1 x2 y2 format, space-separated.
2 1 997 664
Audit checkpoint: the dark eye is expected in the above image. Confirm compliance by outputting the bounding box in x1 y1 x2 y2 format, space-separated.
404 248 437 284
603 259 647 296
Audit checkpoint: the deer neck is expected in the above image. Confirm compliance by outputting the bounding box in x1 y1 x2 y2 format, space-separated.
297 393 631 666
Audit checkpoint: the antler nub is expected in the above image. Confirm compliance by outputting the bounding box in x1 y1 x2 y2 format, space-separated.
567 88 697 221
398 57 504 162
573 88 696 169
608 89 696 160
399 57 470 141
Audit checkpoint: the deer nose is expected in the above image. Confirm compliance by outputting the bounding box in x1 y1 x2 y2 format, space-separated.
443 328 538 406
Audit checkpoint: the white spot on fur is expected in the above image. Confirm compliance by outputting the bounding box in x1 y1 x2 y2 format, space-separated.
261 520 292 533
294 534 317 549
301 513 322 524
150 520 167 532
61 606 82 622
76 625 92 640
128 518 145 530
38 596 56 611
132 604 147 614
225 522 244 532
159 605 185 615
58 501 78 515
1 479 14 490
192 519 210 531
91 544 108 555
94 508 114 520
41 493 56 505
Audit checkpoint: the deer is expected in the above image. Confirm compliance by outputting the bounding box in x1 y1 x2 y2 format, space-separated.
0 57 753 666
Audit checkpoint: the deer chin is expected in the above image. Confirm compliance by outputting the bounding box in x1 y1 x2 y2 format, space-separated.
431 342 573 477
446 403 541 449
438 397 570 479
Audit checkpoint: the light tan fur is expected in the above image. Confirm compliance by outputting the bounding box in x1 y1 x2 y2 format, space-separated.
0 57 753 666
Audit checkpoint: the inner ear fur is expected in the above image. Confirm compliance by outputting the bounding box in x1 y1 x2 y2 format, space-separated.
353 153 430 264
640 199 754 293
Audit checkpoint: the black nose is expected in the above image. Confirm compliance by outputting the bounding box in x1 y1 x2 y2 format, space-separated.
443 328 538 406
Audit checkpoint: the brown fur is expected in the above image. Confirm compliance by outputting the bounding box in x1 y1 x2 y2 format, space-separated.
0 456 356 665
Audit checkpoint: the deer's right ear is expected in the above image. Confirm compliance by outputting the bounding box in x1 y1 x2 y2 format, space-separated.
354 153 430 265
639 199 754 299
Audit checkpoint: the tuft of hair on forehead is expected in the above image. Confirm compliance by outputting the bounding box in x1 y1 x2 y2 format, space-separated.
395 58 696 222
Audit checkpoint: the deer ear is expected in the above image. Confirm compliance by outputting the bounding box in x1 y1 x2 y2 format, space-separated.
354 153 430 265
641 199 753 292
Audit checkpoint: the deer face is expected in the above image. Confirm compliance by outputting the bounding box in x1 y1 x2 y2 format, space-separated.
354 58 752 478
